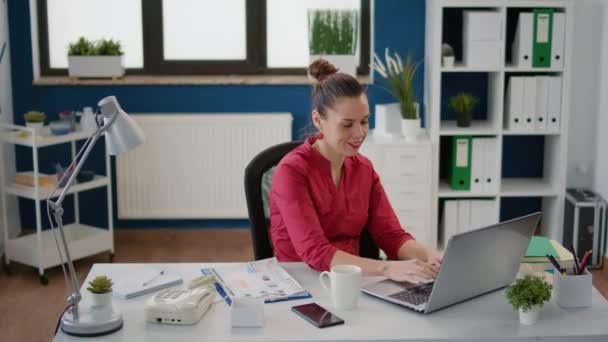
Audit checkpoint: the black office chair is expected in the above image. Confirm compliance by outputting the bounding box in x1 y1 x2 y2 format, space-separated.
244 141 380 261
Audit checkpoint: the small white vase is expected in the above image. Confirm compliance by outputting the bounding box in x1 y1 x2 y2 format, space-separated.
25 121 44 135
442 55 455 68
401 103 421 140
519 306 541 325
90 292 113 308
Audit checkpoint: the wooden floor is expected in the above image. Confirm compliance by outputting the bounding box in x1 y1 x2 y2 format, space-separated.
1 229 607 342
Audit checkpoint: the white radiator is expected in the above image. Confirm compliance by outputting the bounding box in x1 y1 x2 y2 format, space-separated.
116 113 293 219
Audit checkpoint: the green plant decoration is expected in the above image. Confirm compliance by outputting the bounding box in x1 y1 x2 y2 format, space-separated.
449 92 478 127
23 111 46 123
505 274 552 312
87 275 114 294
308 9 359 55
372 48 421 119
68 37 97 56
96 39 123 56
68 37 123 56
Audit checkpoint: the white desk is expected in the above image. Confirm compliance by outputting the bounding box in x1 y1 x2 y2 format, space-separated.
55 263 608 342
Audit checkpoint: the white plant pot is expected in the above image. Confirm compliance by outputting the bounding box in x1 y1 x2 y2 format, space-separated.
401 102 421 140
309 54 357 77
90 292 113 308
25 121 44 135
519 306 541 325
442 55 455 67
68 56 124 78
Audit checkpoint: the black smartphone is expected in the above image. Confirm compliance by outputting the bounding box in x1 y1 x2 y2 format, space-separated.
291 303 345 328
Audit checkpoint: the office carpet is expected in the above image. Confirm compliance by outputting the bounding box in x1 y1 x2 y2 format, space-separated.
0 229 606 342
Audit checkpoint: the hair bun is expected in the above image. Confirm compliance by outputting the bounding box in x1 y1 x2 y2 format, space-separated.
308 59 338 82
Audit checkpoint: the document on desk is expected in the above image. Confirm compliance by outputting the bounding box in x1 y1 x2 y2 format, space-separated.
202 257 311 304
112 267 183 299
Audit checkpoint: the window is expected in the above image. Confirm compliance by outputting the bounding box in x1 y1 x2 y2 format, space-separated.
38 0 370 76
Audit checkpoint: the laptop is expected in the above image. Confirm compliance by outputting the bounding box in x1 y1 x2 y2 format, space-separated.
361 212 541 314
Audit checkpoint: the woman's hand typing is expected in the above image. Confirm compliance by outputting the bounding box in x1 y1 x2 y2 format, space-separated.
378 259 439 284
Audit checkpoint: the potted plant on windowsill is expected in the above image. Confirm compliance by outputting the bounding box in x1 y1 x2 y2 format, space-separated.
505 274 552 325
23 111 46 134
87 275 115 308
449 92 478 127
68 37 124 79
307 9 359 77
372 48 422 140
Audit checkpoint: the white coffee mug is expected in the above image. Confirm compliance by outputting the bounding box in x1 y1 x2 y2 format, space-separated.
319 265 362 310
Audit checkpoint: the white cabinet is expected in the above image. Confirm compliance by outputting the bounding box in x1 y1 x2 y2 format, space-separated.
360 132 435 247
0 126 115 284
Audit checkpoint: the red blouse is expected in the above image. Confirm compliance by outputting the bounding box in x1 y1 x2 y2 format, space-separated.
269 136 414 271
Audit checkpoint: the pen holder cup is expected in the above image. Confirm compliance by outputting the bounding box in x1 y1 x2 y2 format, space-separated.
553 269 592 308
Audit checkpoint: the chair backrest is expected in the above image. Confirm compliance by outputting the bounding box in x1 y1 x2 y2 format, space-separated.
244 141 380 261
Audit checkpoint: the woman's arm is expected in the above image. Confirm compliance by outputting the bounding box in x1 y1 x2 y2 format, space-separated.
398 240 444 267
330 250 439 282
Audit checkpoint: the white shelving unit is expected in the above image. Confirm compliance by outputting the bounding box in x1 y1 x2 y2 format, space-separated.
0 124 114 284
425 0 573 246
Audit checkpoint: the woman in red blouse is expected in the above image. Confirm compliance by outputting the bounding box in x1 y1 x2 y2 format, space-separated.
269 59 443 284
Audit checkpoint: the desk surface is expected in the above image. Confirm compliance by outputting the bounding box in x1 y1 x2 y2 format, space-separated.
54 263 608 342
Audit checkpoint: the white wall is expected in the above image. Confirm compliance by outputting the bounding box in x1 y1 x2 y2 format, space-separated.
0 0 20 255
567 0 605 188
593 2 608 201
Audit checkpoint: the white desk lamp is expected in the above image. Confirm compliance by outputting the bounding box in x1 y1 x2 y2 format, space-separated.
47 96 144 337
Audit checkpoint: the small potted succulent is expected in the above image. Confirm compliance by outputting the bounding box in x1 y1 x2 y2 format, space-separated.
505 274 552 325
308 9 359 77
449 92 478 127
23 111 47 134
68 37 124 79
87 275 114 308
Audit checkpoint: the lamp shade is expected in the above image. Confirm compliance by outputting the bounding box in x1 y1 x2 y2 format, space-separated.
98 96 145 155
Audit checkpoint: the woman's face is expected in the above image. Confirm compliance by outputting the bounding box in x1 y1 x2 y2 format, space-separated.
313 94 370 157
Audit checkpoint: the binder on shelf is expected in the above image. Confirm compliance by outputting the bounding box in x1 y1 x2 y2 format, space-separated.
448 136 472 191
532 9 554 68
482 138 499 193
505 77 524 130
457 200 471 234
462 11 502 68
470 200 499 231
470 138 485 193
547 76 562 132
522 77 537 131
551 12 565 69
512 12 533 68
535 76 550 131
443 200 459 245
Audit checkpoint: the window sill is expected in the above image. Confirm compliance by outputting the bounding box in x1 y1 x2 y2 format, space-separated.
33 74 372 86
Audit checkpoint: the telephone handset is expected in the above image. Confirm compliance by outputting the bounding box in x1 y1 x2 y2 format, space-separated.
144 275 216 325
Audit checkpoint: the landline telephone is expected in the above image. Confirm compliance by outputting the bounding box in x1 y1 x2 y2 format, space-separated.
144 274 216 325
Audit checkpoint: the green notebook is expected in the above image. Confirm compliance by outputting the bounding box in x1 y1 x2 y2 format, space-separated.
524 236 557 262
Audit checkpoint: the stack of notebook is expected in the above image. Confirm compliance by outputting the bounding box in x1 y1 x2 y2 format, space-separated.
523 236 575 271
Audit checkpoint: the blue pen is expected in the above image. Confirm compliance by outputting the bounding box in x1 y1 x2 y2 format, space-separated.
546 254 562 273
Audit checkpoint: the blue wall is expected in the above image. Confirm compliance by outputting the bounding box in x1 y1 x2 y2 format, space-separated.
8 0 427 229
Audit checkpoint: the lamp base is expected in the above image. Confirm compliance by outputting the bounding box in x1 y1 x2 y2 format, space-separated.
60 305 123 337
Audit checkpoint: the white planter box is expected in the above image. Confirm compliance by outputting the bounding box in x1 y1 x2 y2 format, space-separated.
309 55 357 77
68 56 124 78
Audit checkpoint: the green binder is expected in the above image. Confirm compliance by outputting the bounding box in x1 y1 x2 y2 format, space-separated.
448 135 472 191
532 9 554 68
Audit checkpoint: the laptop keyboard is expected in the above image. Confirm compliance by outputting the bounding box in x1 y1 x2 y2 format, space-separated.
389 282 434 306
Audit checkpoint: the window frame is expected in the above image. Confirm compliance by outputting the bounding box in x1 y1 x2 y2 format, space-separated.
38 0 370 76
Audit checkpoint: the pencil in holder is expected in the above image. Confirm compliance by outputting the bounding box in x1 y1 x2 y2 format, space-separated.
553 269 592 308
